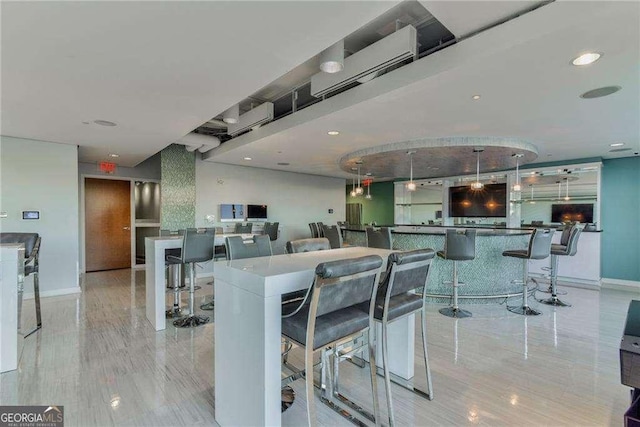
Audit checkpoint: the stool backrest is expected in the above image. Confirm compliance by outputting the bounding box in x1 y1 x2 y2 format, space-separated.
527 228 554 260
225 236 259 260
0 232 40 265
181 228 215 263
316 222 325 237
382 249 435 299
559 224 573 246
563 224 584 256
365 227 392 249
321 225 343 249
234 222 253 233
443 229 476 260
312 255 383 317
309 222 320 238
286 238 331 253
252 235 273 257
263 222 279 241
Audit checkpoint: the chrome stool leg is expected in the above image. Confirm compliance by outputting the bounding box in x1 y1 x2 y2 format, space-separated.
166 264 184 318
439 260 472 318
539 254 571 307
173 263 209 328
508 260 541 316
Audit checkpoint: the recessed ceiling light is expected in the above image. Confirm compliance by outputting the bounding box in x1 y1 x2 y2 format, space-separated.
572 52 601 66
328 131 340 136
472 95 481 100
109 153 119 158
610 142 625 147
243 157 252 161
94 119 117 127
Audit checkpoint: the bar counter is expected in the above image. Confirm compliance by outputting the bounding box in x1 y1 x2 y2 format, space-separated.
344 226 532 303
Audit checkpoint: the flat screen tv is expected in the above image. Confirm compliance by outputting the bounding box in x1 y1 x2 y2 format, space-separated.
220 204 244 222
551 204 593 223
449 183 507 218
247 204 267 221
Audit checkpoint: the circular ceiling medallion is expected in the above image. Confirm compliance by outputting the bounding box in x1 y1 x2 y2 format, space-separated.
339 137 538 179
580 86 621 99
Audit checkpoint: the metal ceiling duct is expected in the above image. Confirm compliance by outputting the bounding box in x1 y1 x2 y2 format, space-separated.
176 132 221 153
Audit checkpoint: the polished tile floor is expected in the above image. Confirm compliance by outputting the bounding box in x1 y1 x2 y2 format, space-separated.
0 268 636 426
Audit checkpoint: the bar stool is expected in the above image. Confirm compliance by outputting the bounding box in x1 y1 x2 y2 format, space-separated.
309 222 320 238
503 228 554 316
160 229 186 318
366 226 392 249
539 224 583 307
170 228 215 328
539 224 571 295
359 249 436 427
437 229 476 318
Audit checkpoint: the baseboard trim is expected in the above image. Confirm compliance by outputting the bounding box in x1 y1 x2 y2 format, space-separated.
601 278 640 291
23 286 82 300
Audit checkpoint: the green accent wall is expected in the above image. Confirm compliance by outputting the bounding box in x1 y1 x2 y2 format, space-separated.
161 144 195 230
345 181 395 225
601 156 640 281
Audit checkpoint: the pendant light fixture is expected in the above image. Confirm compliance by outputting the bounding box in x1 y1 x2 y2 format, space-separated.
406 151 417 191
365 176 373 200
512 153 523 192
470 148 485 190
355 163 364 196
528 185 536 204
350 176 357 197
557 180 562 200
564 178 570 201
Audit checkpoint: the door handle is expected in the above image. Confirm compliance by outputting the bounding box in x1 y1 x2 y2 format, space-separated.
123 226 131 230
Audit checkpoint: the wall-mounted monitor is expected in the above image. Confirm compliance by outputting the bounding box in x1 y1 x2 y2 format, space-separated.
220 204 244 222
247 204 268 221
449 183 507 218
551 204 593 223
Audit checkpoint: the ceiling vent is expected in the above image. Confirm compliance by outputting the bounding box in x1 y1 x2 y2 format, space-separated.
227 102 275 136
310 25 417 98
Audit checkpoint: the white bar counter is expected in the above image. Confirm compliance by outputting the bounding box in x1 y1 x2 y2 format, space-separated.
213 247 416 427
144 233 254 331
1 244 24 373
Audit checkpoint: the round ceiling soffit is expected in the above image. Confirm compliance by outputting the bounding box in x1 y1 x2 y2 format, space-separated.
339 137 538 179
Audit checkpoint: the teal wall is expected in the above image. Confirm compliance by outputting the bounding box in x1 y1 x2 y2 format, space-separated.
161 144 195 230
345 181 395 225
601 157 640 281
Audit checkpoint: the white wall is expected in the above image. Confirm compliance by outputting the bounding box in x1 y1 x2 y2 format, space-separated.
195 159 346 273
0 136 80 296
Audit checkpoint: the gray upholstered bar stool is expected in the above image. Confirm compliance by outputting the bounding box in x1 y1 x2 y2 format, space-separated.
366 227 392 249
160 229 186 318
170 228 215 328
262 222 279 241
437 229 476 318
539 224 583 307
358 249 436 427
321 224 344 249
503 228 554 316
309 222 320 238
234 222 253 234
281 255 383 426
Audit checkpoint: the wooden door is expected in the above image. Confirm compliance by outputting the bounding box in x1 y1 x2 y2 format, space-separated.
85 178 131 272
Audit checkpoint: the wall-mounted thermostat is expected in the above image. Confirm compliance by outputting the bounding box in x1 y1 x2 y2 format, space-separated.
22 211 40 220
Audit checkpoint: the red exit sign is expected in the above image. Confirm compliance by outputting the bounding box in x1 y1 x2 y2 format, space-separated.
98 161 117 174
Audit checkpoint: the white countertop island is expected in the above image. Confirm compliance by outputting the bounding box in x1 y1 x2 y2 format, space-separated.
213 246 417 426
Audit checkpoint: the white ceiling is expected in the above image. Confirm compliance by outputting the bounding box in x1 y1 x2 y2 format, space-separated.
0 1 398 166
2 1 638 178
204 1 639 179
